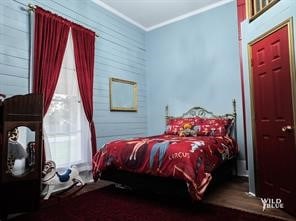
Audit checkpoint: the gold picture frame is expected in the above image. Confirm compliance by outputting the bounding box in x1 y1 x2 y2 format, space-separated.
109 78 138 112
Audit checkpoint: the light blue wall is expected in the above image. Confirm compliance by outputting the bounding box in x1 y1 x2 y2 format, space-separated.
241 0 296 194
5 0 294 196
0 0 147 148
146 1 245 170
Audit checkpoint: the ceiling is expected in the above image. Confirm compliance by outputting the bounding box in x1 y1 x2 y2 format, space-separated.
92 0 234 31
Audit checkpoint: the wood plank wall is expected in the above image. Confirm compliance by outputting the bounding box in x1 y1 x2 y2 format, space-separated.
0 0 147 148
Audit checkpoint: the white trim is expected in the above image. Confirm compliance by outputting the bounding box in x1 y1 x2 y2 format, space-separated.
92 0 235 32
247 192 256 197
29 10 34 93
91 0 147 30
147 0 235 31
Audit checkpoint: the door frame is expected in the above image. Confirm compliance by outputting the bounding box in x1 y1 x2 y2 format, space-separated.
247 17 296 195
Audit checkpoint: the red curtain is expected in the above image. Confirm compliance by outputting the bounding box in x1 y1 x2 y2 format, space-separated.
33 7 97 156
33 7 70 114
71 24 97 155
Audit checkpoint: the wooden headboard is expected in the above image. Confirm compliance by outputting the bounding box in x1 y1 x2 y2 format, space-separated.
165 99 237 139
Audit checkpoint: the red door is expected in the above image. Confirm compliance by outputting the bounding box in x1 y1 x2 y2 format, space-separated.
251 23 296 216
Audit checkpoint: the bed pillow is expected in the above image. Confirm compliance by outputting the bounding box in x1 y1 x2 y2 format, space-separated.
194 118 233 136
165 117 201 135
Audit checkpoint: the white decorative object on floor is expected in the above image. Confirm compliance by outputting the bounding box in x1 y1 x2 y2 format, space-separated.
41 160 84 200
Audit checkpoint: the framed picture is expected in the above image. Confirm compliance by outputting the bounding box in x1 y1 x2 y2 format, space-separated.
109 77 138 112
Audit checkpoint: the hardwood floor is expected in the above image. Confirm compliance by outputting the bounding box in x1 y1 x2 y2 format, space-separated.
204 177 296 221
40 178 296 221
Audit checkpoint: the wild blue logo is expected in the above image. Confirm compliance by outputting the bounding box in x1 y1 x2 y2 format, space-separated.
260 198 284 211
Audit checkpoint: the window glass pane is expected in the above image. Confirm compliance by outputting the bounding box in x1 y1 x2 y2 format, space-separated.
255 0 261 13
262 0 266 8
44 31 91 170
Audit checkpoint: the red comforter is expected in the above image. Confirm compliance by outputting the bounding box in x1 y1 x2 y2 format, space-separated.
92 134 237 200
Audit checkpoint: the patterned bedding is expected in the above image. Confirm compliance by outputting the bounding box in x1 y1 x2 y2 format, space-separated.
92 134 237 200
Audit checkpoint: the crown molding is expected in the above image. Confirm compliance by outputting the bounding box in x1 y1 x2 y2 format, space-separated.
147 0 235 31
92 0 235 32
91 0 147 31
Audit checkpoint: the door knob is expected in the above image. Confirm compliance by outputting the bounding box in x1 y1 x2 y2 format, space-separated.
282 125 293 132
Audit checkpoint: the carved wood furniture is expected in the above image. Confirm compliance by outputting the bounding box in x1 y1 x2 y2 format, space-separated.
0 94 43 219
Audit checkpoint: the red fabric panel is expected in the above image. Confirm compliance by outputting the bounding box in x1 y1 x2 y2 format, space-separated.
33 7 70 114
71 25 97 156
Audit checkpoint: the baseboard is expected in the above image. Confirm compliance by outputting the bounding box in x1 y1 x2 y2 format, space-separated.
247 192 256 197
237 160 248 177
235 175 248 182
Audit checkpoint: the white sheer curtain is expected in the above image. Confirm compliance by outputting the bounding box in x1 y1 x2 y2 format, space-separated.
43 30 92 171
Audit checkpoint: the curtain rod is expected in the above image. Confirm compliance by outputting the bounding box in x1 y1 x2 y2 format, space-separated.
27 4 100 38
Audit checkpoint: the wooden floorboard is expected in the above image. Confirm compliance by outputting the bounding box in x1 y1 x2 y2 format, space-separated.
203 177 296 221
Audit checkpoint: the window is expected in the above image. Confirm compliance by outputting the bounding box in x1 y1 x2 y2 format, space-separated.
44 31 92 171
248 0 279 21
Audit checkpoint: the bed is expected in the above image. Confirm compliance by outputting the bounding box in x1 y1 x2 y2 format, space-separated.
92 100 238 200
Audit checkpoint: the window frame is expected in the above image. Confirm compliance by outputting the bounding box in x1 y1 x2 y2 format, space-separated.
247 0 280 22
